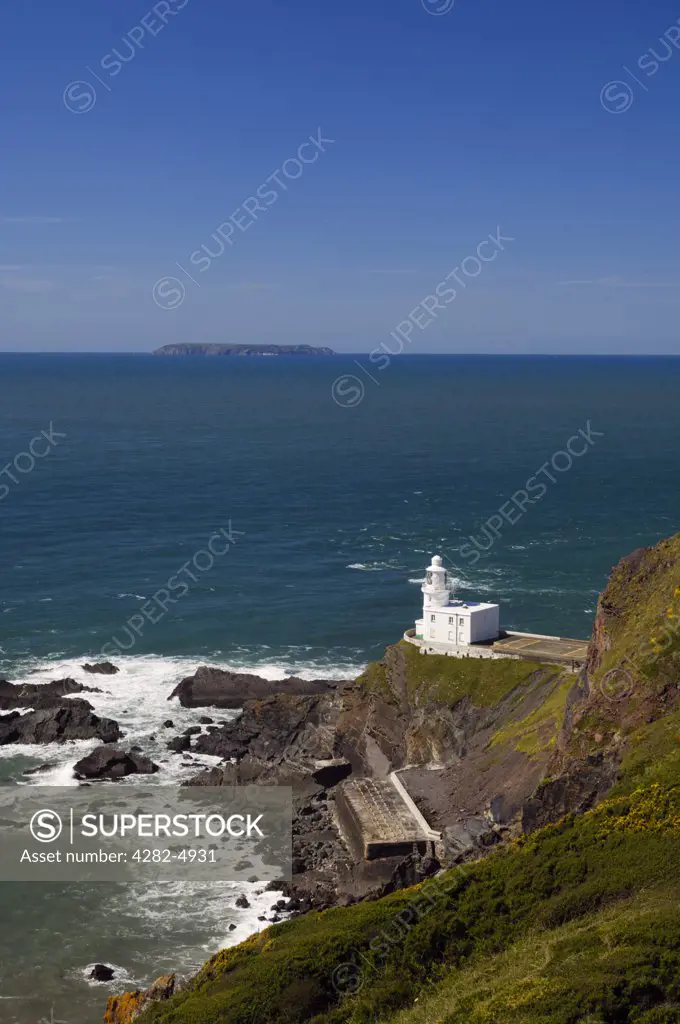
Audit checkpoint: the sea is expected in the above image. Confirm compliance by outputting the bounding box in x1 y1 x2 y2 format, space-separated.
0 352 678 1023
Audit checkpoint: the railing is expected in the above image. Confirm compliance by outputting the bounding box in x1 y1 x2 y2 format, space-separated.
403 628 421 647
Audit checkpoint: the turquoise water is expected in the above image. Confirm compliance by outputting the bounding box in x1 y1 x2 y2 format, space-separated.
0 353 678 1021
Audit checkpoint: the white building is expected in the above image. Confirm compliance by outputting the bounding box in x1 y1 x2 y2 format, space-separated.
413 555 500 652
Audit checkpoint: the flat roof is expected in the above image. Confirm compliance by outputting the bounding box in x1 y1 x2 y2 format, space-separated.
339 778 434 846
492 633 589 664
428 602 499 615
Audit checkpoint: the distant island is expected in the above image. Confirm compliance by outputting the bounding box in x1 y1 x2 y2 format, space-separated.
152 344 335 357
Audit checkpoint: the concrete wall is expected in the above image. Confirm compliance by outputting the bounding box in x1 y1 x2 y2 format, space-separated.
469 605 500 643
403 630 509 660
424 608 471 645
335 777 439 862
422 606 499 646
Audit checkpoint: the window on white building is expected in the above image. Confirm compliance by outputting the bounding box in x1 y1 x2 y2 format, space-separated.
430 614 436 622
459 617 465 626
448 616 454 625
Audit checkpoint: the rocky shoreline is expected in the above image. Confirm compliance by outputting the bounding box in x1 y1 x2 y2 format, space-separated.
2 619 650 1024
0 651 617 915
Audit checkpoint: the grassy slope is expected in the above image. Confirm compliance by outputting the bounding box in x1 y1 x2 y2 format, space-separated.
358 640 556 709
136 759 680 1024
130 537 680 1024
591 534 680 686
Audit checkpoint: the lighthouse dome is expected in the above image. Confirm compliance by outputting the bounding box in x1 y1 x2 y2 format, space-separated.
431 555 443 567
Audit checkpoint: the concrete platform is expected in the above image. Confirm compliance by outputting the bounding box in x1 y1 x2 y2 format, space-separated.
491 632 588 667
336 777 440 861
404 628 588 670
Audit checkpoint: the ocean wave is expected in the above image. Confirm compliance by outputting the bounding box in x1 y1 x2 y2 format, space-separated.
0 652 364 786
346 562 405 572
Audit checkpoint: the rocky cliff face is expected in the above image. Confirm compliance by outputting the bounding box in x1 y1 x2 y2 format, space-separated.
104 974 175 1024
524 535 680 829
107 534 680 1024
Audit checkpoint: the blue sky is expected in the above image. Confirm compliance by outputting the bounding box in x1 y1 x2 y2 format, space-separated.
1 0 680 352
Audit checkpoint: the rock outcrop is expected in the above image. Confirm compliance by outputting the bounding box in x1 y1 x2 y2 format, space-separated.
104 974 175 1024
91 964 115 982
521 753 620 832
83 662 120 675
193 692 336 760
0 700 121 745
167 735 191 754
74 746 159 780
169 666 337 709
0 678 101 711
105 534 680 1024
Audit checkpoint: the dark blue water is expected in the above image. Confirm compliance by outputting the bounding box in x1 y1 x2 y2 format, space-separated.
0 353 678 1023
1 354 677 672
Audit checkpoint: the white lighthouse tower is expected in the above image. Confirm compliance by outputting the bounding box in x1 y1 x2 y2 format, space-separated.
421 555 452 610
413 555 500 654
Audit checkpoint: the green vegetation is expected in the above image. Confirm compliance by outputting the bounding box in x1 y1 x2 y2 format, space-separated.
489 674 574 758
387 890 680 1024
138 771 680 1024
358 641 555 709
592 533 680 690
129 537 680 1024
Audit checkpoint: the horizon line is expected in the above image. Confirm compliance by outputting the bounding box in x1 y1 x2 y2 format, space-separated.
1 350 680 359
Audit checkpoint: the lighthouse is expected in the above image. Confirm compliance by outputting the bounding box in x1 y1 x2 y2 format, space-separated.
413 555 500 652
421 554 450 610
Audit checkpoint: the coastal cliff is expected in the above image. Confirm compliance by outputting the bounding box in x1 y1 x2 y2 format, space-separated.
106 534 680 1024
152 343 335 357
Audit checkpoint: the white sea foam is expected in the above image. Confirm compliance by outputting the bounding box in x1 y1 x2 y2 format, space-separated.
0 653 363 785
346 562 405 572
0 651 333 993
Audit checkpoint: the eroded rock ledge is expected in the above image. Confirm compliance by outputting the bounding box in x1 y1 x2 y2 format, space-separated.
168 665 338 709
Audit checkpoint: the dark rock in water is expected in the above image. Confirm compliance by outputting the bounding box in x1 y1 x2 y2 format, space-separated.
82 662 119 675
167 735 191 753
0 700 121 746
235 894 250 908
198 715 214 724
184 726 201 737
90 963 115 981
228 923 236 931
0 678 100 711
168 665 337 709
162 719 174 728
73 746 159 780
22 762 57 776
